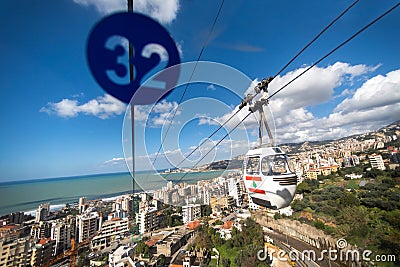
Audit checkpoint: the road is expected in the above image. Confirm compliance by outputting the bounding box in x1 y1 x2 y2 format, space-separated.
265 230 341 267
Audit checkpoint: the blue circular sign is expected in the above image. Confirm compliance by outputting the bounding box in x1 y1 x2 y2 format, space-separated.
87 12 181 104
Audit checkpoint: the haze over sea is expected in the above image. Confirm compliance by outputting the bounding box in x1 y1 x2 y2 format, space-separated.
0 171 224 216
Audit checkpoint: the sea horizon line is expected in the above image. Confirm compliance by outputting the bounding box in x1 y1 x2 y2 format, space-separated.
0 170 154 185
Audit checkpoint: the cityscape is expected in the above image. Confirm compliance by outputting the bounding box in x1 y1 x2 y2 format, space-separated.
0 121 399 266
1 0 399 266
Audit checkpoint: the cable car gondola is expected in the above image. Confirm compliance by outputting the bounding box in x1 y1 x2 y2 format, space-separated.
241 78 297 209
243 146 297 209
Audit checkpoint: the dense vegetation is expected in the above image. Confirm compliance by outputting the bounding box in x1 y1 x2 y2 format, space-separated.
160 206 183 228
192 218 268 267
290 167 400 265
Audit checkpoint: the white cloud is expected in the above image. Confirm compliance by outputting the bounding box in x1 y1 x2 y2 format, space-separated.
104 157 125 165
334 88 353 99
265 62 378 114
71 92 85 98
176 41 183 58
153 100 177 113
40 94 126 119
42 99 81 118
73 0 124 14
125 100 181 128
198 62 400 145
334 69 400 114
273 69 400 143
142 43 169 61
133 105 152 121
41 94 183 126
147 100 181 127
73 0 180 24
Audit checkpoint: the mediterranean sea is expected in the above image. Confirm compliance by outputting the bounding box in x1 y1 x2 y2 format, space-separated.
0 171 224 216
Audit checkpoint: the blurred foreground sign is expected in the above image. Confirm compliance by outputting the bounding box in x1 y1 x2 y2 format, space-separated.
87 12 180 104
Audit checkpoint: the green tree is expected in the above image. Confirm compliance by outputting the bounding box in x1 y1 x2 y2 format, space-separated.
221 257 231 267
213 219 223 226
156 254 166 267
337 206 370 246
339 192 360 207
171 214 183 226
135 241 150 258
366 168 384 178
201 205 212 217
291 199 307 212
296 181 311 193
390 167 400 178
306 179 319 190
77 250 89 267
273 213 281 220
211 231 224 247
383 209 400 229
195 226 213 250
313 220 325 230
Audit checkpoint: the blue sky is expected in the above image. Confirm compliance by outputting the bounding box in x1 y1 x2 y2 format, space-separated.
0 0 399 181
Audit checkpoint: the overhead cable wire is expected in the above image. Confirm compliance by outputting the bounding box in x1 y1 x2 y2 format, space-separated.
163 108 241 180
148 0 225 170
164 0 359 176
272 0 359 79
174 1 400 185
268 2 400 100
175 112 253 184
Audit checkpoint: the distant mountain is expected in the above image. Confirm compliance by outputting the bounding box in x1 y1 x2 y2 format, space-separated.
204 156 243 171
378 120 400 133
199 120 400 171
281 120 400 153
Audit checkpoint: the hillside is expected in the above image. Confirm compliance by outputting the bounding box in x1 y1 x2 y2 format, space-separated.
201 120 400 170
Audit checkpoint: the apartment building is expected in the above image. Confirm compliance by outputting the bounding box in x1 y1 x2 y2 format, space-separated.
76 212 102 243
369 154 386 170
51 220 72 255
30 238 55 267
91 218 129 250
138 207 160 235
182 204 201 224
0 237 32 267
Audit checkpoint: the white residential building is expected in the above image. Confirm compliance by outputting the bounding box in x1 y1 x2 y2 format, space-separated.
227 178 241 206
108 245 136 267
91 218 129 250
31 221 51 240
278 206 293 217
167 181 173 190
202 189 210 205
30 238 55 267
51 220 72 255
35 203 50 222
79 197 88 214
182 204 201 224
138 207 159 235
76 212 102 243
369 154 386 170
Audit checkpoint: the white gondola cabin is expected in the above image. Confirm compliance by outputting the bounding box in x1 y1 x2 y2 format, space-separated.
243 146 297 209
240 78 297 209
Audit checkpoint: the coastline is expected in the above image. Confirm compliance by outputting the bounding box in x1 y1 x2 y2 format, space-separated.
23 193 131 216
22 192 132 216
0 170 225 216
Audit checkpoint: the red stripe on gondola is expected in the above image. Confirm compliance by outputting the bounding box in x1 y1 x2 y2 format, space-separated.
248 188 266 194
245 176 262 181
